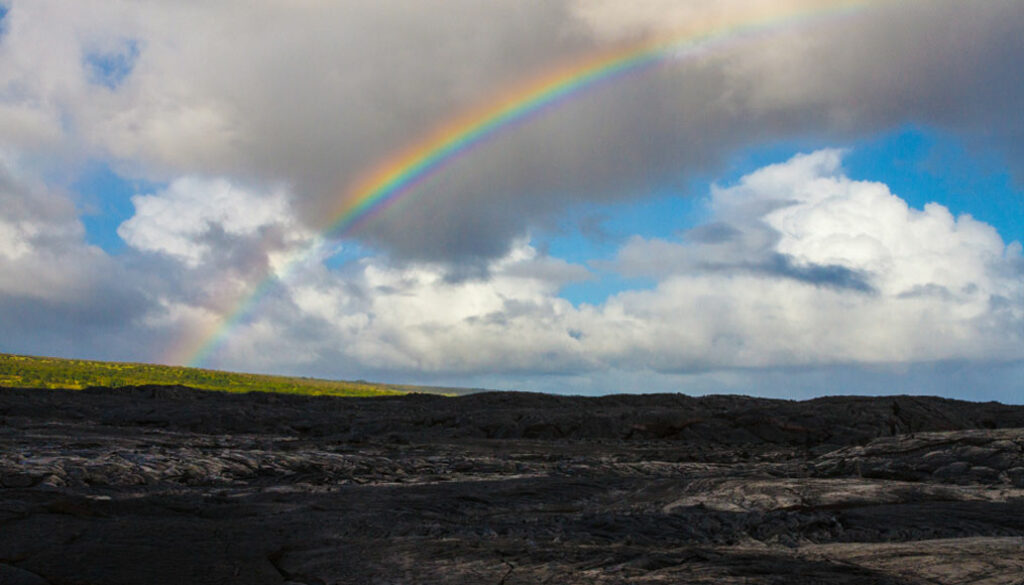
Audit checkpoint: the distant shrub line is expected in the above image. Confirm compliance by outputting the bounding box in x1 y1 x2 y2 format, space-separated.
0 353 410 398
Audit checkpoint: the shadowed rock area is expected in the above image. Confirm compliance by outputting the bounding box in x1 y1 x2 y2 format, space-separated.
2 386 1023 584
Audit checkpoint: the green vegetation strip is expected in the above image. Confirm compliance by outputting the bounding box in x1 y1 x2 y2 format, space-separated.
0 353 422 397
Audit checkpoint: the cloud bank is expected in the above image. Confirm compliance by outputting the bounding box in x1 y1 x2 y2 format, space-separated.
114 151 1020 398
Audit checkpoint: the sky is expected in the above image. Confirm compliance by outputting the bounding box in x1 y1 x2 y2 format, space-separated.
0 0 1022 401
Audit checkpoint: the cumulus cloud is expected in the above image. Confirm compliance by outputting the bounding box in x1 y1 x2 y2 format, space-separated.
117 177 308 268
198 239 595 375
602 150 1023 369
187 151 1021 391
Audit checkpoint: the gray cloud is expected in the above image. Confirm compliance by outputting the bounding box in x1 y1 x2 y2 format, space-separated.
683 222 741 245
0 289 152 361
736 254 876 293
2 0 1022 266
0 154 159 362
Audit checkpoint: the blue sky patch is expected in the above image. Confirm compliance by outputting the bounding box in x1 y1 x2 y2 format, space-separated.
85 39 140 90
539 191 705 306
557 272 658 307
0 4 9 39
75 162 161 253
324 240 377 271
844 126 1024 246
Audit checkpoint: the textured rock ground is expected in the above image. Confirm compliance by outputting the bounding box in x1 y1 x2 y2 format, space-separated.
1 386 1023 584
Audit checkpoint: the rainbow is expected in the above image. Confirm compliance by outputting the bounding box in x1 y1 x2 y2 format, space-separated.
173 0 880 367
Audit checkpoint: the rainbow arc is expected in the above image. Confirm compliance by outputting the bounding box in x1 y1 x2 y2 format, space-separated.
174 0 879 367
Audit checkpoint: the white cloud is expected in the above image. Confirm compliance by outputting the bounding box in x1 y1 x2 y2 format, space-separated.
194 150 1022 383
117 177 308 267
763 170 1009 298
250 239 596 374
601 150 1023 368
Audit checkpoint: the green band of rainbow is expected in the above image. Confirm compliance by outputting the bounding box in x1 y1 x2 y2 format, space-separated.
173 0 878 368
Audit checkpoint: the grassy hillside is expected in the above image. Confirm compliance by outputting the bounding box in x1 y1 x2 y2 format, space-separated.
0 353 465 397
